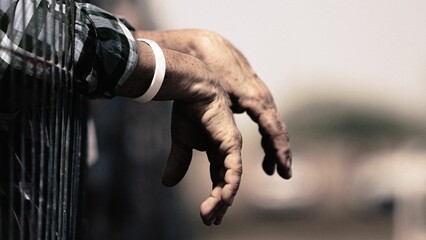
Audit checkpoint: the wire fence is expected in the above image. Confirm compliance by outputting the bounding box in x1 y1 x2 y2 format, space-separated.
0 0 87 239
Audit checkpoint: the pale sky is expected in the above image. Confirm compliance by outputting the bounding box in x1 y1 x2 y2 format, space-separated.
148 0 426 121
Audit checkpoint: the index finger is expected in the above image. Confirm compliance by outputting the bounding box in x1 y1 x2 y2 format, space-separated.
200 97 243 224
205 123 243 206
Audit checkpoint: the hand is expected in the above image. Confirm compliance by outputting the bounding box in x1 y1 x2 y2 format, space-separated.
133 30 292 179
118 44 244 225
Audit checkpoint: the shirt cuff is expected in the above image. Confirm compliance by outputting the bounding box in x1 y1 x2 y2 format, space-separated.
75 3 139 99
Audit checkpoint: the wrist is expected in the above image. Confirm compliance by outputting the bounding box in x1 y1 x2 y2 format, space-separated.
115 41 155 98
134 38 166 103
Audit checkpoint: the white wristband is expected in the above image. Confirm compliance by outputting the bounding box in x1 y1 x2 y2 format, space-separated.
134 38 166 103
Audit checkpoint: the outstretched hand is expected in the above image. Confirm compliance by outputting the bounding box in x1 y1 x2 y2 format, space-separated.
127 46 244 225
126 30 292 225
134 30 292 179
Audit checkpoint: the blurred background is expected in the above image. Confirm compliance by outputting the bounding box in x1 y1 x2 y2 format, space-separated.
86 0 426 239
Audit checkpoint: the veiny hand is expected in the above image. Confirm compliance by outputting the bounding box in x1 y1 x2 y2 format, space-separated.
125 47 244 226
127 31 292 225
134 30 292 179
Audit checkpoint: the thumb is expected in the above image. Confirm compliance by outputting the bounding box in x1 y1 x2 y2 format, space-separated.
162 141 193 187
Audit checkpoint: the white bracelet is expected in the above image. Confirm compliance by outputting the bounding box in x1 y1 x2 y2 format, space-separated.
134 38 166 103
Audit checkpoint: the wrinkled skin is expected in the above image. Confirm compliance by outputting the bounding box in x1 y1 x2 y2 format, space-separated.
119 30 292 225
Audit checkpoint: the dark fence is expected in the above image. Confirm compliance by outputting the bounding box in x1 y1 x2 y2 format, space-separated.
0 0 87 239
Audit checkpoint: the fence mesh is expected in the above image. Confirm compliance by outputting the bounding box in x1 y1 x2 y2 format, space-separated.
0 0 87 239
